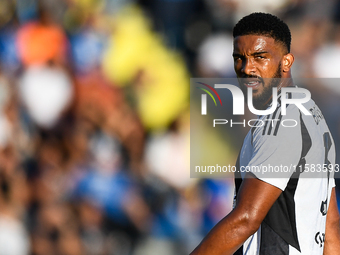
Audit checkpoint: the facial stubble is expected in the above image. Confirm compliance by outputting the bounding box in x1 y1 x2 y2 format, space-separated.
241 63 282 110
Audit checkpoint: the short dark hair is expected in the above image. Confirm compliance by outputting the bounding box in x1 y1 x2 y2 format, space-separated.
233 12 291 53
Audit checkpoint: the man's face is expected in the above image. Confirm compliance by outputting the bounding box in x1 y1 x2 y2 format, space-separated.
233 35 285 109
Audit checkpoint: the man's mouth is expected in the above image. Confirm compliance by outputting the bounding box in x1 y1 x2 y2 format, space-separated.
243 78 262 89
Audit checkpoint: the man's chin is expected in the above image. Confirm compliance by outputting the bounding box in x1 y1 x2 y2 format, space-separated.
250 90 263 101
252 100 267 110
251 93 270 110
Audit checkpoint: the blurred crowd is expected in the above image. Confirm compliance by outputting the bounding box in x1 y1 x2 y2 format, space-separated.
0 0 339 254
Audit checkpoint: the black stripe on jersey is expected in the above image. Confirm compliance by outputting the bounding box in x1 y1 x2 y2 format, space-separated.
270 91 291 136
277 88 283 106
267 106 280 135
234 151 242 194
278 95 281 106
260 221 289 254
260 112 312 253
234 246 243 255
262 115 270 135
273 111 283 136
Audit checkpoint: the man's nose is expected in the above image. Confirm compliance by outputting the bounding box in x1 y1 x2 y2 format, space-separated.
241 58 256 75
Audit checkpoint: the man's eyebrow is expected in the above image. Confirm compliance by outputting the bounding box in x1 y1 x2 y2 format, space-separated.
252 51 269 55
232 53 242 57
232 51 270 57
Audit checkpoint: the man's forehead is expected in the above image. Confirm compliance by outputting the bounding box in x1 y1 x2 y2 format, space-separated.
233 35 280 53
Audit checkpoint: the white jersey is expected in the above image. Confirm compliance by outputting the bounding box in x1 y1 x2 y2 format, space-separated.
234 89 336 255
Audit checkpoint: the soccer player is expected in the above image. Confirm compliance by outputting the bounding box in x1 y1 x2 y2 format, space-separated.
190 13 340 255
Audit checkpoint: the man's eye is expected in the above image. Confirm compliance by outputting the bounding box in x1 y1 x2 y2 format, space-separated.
255 55 265 59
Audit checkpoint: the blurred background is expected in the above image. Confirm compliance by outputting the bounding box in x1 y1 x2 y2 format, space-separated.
0 0 339 254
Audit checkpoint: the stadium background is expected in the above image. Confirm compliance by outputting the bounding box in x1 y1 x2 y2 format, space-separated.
0 0 339 254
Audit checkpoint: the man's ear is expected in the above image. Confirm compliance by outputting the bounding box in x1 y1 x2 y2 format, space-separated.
282 53 294 72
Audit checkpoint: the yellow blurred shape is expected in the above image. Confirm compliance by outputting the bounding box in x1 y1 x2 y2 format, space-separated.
102 6 189 130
